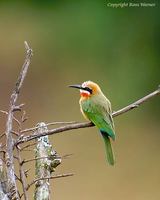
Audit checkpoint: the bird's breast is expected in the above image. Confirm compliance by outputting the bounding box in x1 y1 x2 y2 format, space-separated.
79 98 90 120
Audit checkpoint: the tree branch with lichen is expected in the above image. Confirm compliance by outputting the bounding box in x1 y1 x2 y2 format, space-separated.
34 122 61 200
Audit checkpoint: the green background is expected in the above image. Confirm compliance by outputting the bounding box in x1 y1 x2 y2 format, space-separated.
0 1 159 199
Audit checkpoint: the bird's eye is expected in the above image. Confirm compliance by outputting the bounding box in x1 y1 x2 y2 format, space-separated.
85 87 92 94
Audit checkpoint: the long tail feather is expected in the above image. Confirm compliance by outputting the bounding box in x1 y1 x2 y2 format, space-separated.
101 131 115 165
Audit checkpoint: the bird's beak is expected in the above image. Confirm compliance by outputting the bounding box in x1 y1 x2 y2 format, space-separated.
69 84 83 90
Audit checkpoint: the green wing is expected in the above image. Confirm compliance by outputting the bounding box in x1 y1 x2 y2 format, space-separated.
81 98 115 140
81 97 116 165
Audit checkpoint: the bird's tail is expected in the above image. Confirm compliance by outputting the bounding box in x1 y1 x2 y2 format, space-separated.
101 131 115 165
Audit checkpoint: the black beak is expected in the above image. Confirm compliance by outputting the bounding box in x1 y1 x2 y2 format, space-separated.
69 84 83 90
69 84 93 94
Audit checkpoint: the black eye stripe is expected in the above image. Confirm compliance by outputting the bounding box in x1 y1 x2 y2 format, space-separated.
84 87 92 94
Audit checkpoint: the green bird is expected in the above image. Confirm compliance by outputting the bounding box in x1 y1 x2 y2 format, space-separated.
69 80 116 165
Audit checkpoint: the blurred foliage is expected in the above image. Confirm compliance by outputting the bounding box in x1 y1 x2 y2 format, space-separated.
0 1 160 200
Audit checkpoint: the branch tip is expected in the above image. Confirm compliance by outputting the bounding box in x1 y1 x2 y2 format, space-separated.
24 41 29 49
24 41 33 55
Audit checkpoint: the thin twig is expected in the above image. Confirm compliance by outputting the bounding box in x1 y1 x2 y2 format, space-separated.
14 174 21 183
0 132 5 140
62 153 73 159
5 41 32 199
20 142 37 151
15 86 160 145
0 109 21 127
26 173 74 191
21 110 28 123
112 87 160 117
22 156 58 164
11 131 19 136
20 121 77 134
21 153 72 165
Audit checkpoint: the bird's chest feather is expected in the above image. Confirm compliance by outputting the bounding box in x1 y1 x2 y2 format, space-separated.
79 98 95 120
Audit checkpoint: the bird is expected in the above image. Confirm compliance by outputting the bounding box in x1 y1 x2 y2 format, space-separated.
69 80 116 165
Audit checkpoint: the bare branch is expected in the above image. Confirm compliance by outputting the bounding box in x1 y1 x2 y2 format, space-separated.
0 133 5 140
22 156 59 165
5 41 32 199
61 153 73 159
112 86 160 117
15 86 160 145
0 158 9 200
17 148 28 200
26 173 74 191
20 121 77 134
0 110 21 127
20 142 37 151
22 153 72 166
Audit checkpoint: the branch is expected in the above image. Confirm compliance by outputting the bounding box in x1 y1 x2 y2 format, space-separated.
20 121 76 134
0 158 9 200
16 148 28 200
34 122 61 200
20 142 37 151
112 86 160 117
26 173 74 191
16 86 160 145
5 41 32 199
0 110 21 127
21 153 71 165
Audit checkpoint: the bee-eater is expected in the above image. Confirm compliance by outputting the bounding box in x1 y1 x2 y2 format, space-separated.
69 81 115 165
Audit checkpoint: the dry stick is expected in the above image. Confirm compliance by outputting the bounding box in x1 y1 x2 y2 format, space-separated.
0 110 21 127
16 86 160 145
17 147 28 200
22 156 54 164
22 153 71 165
21 121 77 134
0 132 5 140
5 41 32 199
0 158 10 200
20 142 37 151
26 173 74 191
112 86 160 117
21 172 71 199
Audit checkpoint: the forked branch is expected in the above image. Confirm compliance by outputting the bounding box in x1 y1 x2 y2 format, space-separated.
5 41 33 199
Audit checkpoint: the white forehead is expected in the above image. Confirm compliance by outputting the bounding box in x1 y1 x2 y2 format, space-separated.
82 81 91 88
82 82 87 87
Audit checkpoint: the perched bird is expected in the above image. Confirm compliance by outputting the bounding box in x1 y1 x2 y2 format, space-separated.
69 81 116 165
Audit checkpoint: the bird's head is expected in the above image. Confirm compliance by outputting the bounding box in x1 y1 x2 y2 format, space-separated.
69 80 101 98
